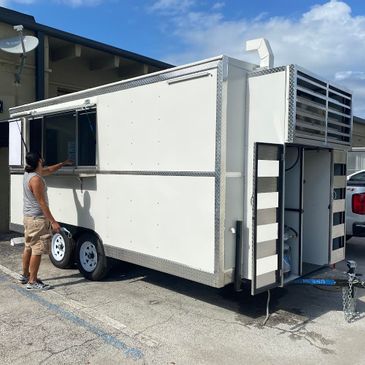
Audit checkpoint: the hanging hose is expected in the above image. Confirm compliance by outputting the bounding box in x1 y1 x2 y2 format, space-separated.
15 118 28 152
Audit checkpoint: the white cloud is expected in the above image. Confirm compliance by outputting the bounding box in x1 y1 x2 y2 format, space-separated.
156 0 365 117
13 0 36 4
335 71 365 117
57 0 102 6
212 2 225 11
0 0 8 5
335 71 365 81
149 0 195 15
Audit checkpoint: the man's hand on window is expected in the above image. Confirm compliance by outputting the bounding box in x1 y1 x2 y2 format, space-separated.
62 160 74 166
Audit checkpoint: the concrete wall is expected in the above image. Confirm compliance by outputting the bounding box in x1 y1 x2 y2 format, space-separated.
0 148 9 232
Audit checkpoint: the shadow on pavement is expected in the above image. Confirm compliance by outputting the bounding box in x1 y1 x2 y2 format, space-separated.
2 232 365 324
102 239 365 324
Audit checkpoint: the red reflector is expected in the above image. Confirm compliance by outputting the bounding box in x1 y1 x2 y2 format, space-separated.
352 193 365 215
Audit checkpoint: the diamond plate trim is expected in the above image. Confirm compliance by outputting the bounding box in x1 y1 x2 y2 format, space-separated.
104 244 222 288
9 168 216 177
287 65 297 142
97 171 216 177
250 145 257 293
214 59 224 286
248 66 286 78
10 59 223 116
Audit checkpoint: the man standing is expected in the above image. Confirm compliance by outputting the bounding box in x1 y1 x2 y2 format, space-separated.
20 152 72 290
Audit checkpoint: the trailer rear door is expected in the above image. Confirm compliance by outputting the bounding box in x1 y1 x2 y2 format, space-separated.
252 143 284 295
330 150 347 264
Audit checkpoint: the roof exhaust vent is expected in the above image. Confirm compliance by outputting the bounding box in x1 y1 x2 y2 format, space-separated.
246 38 274 69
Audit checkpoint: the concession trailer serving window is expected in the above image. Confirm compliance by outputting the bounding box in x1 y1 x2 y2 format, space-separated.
28 108 97 167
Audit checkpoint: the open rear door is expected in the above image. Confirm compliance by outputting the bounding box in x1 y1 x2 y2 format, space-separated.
252 143 284 295
330 150 347 264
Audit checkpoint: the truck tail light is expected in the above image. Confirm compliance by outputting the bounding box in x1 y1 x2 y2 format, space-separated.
352 193 365 215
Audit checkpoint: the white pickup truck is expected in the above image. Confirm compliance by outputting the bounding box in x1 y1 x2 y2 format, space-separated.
346 149 365 239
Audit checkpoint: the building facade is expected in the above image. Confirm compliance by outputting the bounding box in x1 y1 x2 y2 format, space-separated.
0 7 172 231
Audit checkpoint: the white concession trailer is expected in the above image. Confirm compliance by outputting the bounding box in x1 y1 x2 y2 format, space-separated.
7 44 353 294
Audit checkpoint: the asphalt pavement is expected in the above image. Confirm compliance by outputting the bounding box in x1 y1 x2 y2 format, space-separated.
0 232 365 365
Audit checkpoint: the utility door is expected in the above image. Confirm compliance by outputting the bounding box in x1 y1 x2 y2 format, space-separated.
329 150 347 264
252 143 284 295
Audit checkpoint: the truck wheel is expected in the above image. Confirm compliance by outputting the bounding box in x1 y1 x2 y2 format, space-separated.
76 233 109 280
49 230 74 269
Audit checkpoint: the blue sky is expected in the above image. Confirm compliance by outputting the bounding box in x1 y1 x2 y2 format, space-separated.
1 0 365 116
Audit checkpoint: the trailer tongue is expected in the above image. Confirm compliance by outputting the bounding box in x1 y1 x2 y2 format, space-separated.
292 260 365 323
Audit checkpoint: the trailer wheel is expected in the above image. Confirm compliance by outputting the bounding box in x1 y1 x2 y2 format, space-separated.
49 230 74 269
76 233 109 280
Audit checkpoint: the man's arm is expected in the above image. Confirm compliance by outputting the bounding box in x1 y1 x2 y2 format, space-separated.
41 160 73 176
30 176 61 232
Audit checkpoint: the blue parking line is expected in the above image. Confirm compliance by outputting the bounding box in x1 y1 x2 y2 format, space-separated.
12 285 144 361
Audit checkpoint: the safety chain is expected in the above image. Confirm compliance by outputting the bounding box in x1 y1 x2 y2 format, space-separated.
342 272 358 323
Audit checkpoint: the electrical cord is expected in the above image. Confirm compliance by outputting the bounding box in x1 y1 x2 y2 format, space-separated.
81 108 97 144
263 289 271 326
287 226 298 238
285 147 300 172
313 285 341 292
15 119 28 152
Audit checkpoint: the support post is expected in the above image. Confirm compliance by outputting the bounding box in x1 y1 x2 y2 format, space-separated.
234 220 243 292
35 31 45 100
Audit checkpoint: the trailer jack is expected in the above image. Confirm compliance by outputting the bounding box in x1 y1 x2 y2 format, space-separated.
293 260 365 323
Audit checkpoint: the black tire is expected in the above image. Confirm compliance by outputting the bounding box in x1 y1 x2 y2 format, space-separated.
76 232 109 280
49 230 75 269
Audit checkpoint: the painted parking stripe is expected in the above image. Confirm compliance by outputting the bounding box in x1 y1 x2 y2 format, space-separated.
0 263 159 348
12 285 144 361
0 263 19 280
54 293 159 348
0 264 164 358
0 270 142 359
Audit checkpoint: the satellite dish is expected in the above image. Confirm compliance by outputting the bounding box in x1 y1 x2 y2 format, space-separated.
0 25 40 84
0 35 39 54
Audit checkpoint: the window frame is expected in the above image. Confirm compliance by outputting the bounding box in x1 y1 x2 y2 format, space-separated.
27 107 97 171
349 171 365 182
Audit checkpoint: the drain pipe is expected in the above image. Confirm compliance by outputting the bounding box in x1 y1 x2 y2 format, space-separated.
246 38 274 69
